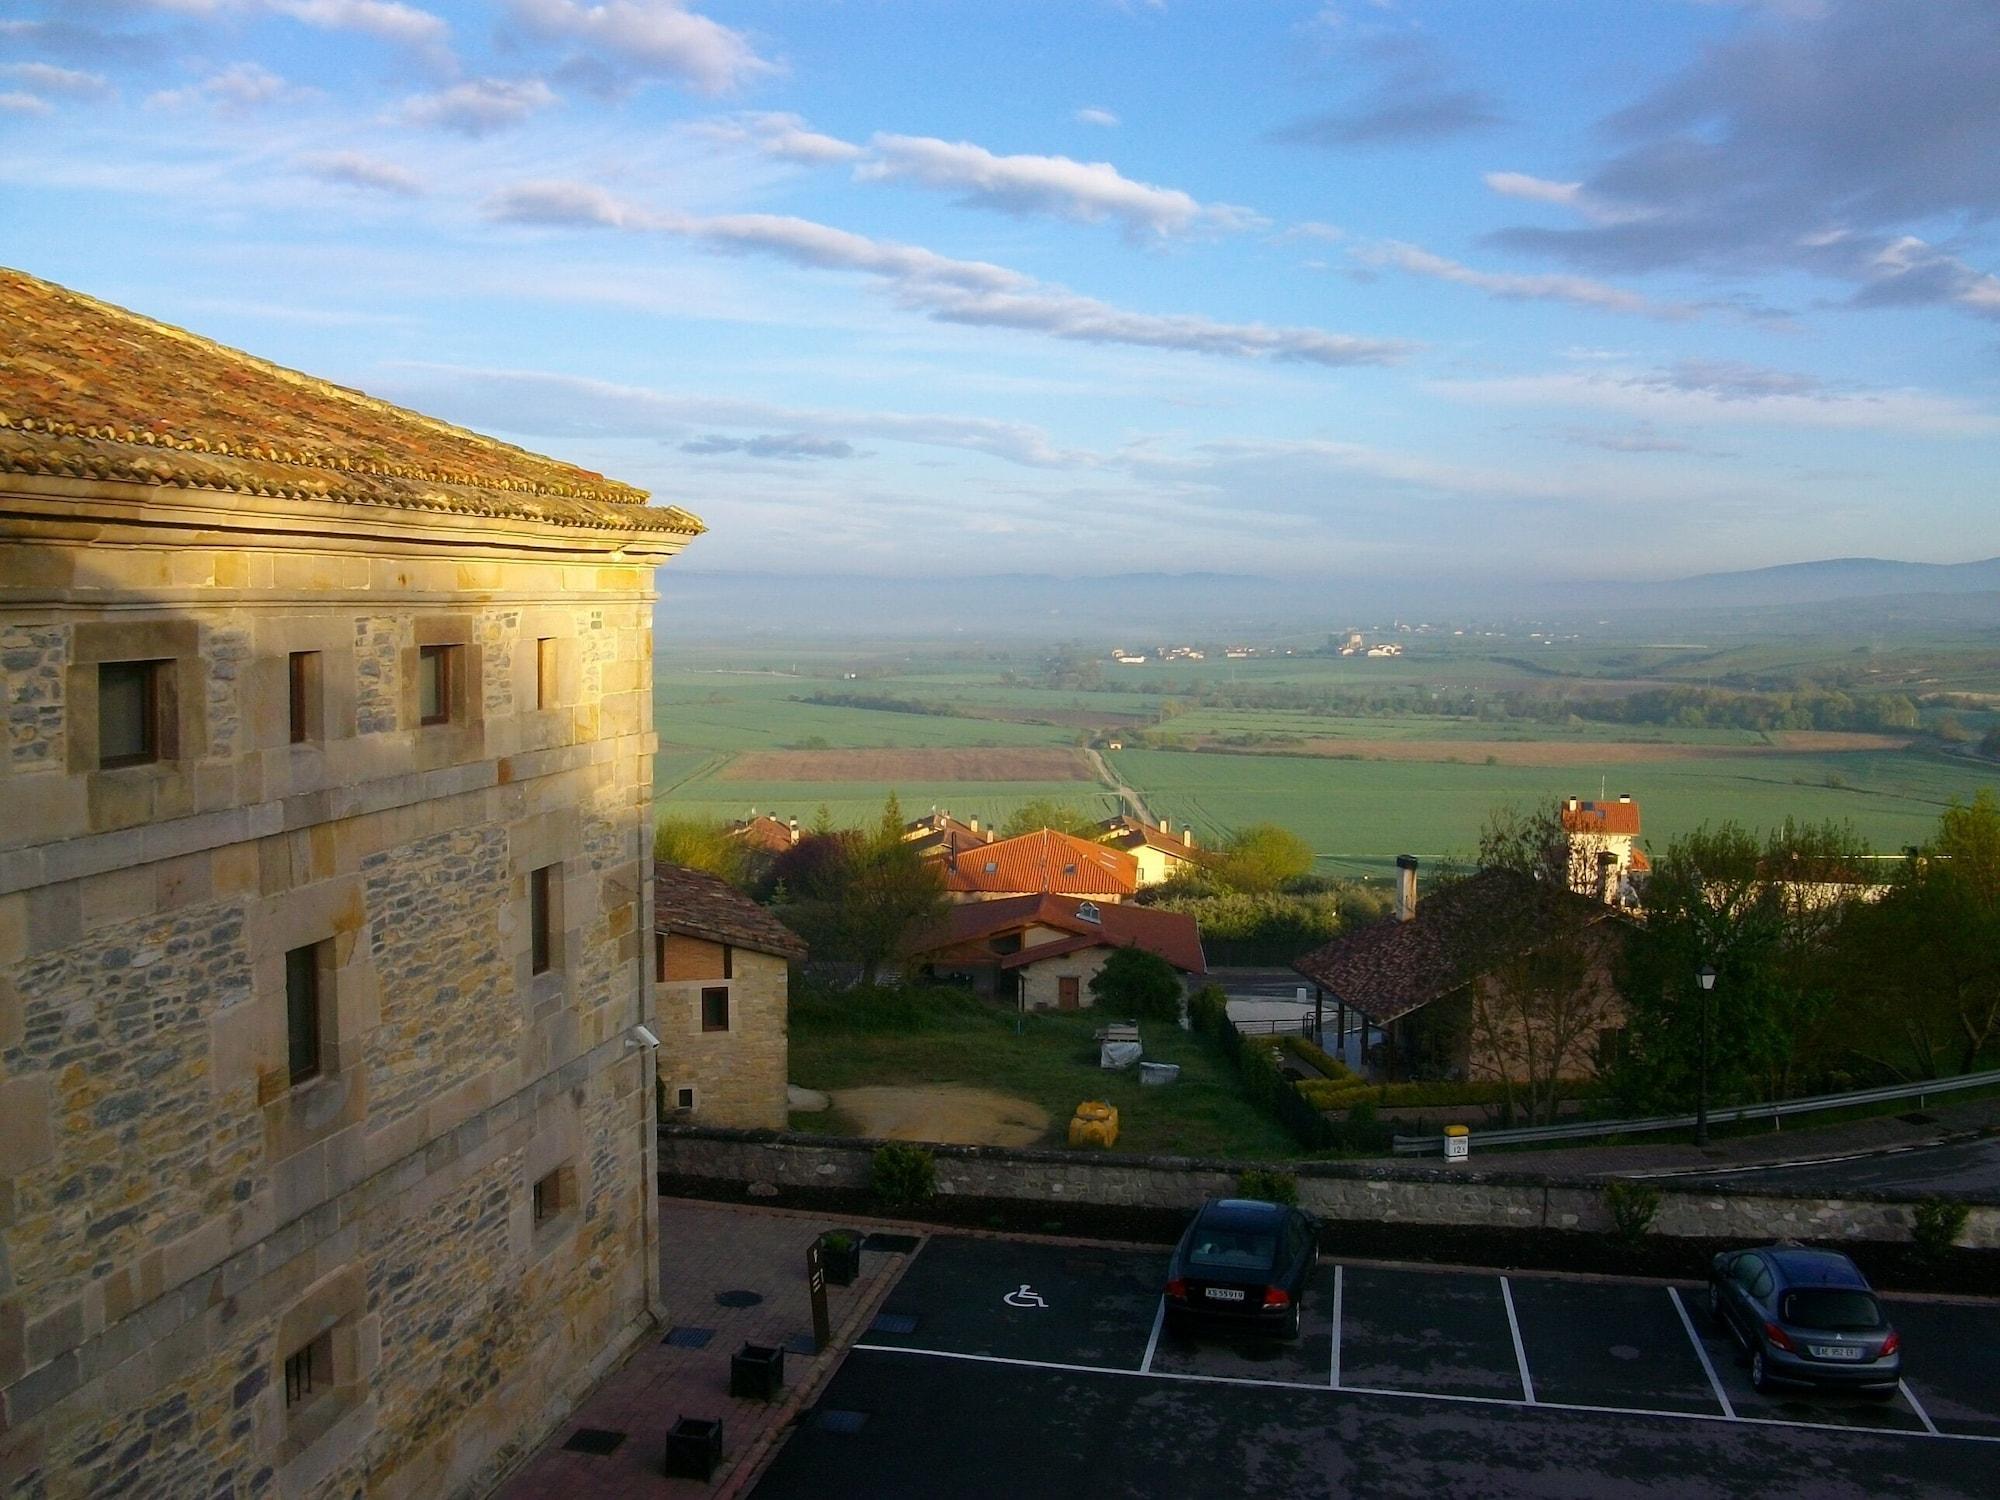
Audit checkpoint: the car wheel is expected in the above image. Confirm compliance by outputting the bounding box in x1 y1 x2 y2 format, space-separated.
1750 1347 1773 1394
1283 1302 1302 1342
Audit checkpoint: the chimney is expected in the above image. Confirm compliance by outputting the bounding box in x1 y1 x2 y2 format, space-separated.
986 827 995 843
1617 792 1632 805
1395 854 1419 922
788 818 800 845
969 816 980 833
1182 824 1195 848
1564 797 1579 814
1596 849 1617 903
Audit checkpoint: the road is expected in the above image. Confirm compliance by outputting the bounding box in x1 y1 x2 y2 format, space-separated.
1084 747 1155 827
1674 1135 2000 1196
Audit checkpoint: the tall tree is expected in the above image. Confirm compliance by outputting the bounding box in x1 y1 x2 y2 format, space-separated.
1000 797 1100 837
1216 822 1315 892
770 796 947 984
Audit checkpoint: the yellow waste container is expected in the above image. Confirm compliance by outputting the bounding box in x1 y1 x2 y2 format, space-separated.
1068 1100 1120 1148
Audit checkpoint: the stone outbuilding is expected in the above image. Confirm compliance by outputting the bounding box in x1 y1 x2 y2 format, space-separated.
0 269 701 1499
653 862 806 1129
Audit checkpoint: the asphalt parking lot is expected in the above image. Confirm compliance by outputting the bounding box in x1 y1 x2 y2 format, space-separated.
753 1235 2000 1498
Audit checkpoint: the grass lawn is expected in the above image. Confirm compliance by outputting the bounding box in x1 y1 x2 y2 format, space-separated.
787 988 1299 1161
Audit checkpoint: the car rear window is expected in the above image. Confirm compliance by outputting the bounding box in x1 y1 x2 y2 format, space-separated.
1188 1228 1276 1273
1782 1289 1883 1330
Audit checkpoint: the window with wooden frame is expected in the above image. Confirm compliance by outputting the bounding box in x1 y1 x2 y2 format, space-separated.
287 651 322 744
285 942 325 1087
700 986 730 1033
417 644 457 726
98 659 167 768
283 1329 332 1411
535 636 557 710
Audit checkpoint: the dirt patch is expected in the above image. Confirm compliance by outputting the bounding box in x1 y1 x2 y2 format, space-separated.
722 748 1095 782
1204 735 1911 766
828 1085 1052 1147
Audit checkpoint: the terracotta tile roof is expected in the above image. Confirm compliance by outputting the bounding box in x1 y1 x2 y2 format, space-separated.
1562 797 1642 837
654 863 807 960
935 827 1138 897
903 812 991 857
911 893 1206 975
0 267 703 536
727 814 799 854
1291 869 1612 1025
1096 816 1202 862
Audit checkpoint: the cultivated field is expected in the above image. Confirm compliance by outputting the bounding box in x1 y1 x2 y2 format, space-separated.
719 747 1093 782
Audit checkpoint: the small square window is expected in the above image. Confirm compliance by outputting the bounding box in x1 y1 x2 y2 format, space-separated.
530 864 561 975
676 1087 695 1110
701 986 729 1033
418 644 456 726
288 651 322 744
285 943 324 1086
99 659 166 768
532 1167 563 1224
536 637 557 710
284 1329 333 1410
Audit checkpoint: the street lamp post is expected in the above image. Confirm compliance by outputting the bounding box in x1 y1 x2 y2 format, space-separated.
1695 963 1717 1148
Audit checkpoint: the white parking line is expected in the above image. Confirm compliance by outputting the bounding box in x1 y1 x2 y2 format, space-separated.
1667 1286 1737 1421
1329 1264 1344 1390
1901 1381 1941 1437
1499 1277 1536 1405
1139 1297 1165 1375
849 1343 2000 1445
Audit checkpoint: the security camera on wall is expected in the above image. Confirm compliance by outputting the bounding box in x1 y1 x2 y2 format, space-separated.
629 1025 660 1049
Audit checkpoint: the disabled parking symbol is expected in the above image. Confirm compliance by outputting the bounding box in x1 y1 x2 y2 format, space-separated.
1003 1284 1048 1309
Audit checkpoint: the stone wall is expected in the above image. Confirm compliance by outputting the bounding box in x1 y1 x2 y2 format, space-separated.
1 483 683 1500
1019 945 1112 1011
656 941 789 1130
656 1128 2000 1251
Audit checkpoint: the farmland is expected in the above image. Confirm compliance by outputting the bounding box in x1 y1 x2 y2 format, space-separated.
652 633 2000 872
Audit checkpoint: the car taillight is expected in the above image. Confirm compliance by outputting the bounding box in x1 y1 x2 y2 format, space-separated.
1763 1322 1797 1353
1262 1286 1291 1308
1165 1278 1187 1300
1880 1330 1900 1357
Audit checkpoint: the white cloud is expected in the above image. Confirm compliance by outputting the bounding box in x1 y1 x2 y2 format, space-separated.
1355 240 1698 319
507 0 774 94
697 111 861 164
395 78 557 135
857 134 1257 237
149 63 310 111
298 150 426 195
269 0 449 50
1483 171 1581 208
1075 106 1119 127
1 63 111 98
0 92 54 116
484 180 1411 367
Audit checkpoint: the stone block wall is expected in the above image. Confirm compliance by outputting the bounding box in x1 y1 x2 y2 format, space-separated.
655 1128 2000 1251
1 488 681 1500
656 941 789 1130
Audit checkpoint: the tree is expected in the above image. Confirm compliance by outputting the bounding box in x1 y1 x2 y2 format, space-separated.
769 795 947 984
1000 798 1100 838
1215 823 1315 892
654 816 752 887
1088 945 1184 1022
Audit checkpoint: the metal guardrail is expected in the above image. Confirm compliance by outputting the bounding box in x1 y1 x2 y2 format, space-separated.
1391 1067 2000 1155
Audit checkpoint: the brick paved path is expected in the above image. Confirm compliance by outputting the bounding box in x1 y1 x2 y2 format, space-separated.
492 1199 915 1500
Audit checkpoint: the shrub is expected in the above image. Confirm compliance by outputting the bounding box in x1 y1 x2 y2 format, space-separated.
1187 983 1230 1038
1088 945 1185 1023
1603 1181 1661 1247
1911 1198 1971 1261
1236 1167 1298 1206
871 1143 937 1206
1277 1034 1350 1081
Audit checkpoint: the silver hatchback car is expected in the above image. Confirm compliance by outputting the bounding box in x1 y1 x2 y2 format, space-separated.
1707 1245 1902 1397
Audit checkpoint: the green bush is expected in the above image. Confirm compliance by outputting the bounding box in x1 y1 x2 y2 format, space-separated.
1295 1079 1606 1112
1088 945 1186 1023
871 1142 937 1205
1602 1181 1661 1247
1277 1034 1350 1081
1911 1198 1971 1260
1187 984 1230 1038
1236 1167 1298 1206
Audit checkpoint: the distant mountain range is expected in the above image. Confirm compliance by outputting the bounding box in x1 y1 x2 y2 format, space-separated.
654 558 2000 640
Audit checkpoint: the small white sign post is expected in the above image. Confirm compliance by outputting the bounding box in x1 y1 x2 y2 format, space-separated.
1443 1124 1470 1163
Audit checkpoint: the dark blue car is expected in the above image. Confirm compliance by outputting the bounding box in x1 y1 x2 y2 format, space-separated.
1707 1245 1902 1396
1163 1198 1318 1341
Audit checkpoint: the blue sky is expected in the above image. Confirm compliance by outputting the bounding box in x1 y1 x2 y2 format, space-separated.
5 1 1998 581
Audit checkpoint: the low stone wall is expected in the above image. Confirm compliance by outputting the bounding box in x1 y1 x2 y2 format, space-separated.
658 1127 2000 1251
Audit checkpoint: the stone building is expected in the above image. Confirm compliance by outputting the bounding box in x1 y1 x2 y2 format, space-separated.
653 863 806 1130
0 270 701 1498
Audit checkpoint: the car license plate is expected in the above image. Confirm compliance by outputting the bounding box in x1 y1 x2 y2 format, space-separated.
1811 1345 1864 1360
1204 1287 1245 1302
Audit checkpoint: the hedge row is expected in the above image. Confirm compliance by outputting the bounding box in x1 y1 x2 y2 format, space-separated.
1276 1034 1351 1081
1295 1078 1611 1111
1188 986 1337 1150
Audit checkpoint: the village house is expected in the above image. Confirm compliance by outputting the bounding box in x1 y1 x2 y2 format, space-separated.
1560 792 1650 906
1093 813 1203 888
726 810 801 856
653 863 806 1130
930 826 1139 903
0 269 701 1500
1291 857 1626 1086
909 893 1206 1010
901 808 992 859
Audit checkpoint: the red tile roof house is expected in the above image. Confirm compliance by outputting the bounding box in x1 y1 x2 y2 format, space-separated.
728 810 802 855
908 894 1207 1012
653 863 807 1129
1560 793 1650 904
1094 814 1205 887
931 826 1140 903
902 809 994 858
1291 859 1627 1091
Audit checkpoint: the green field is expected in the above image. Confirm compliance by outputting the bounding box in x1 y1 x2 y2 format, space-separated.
663 777 1121 831
1110 746 2000 877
